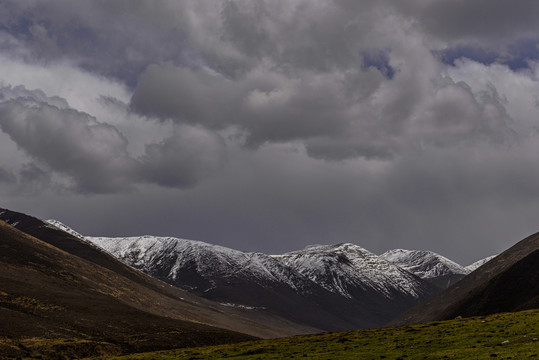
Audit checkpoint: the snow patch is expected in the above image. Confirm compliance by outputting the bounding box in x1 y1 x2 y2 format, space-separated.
219 302 266 310
465 255 497 272
380 249 468 279
45 219 85 239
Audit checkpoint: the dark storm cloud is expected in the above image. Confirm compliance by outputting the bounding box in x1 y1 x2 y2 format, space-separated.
0 167 15 183
123 0 515 161
394 1 539 72
138 126 226 188
1 1 537 81
0 0 204 86
131 61 514 160
0 87 136 193
412 0 539 43
0 86 225 193
18 162 51 191
131 64 357 152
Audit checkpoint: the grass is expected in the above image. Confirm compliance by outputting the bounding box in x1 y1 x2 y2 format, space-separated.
87 309 539 360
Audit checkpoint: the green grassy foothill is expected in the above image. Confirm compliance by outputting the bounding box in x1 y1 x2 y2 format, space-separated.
88 309 539 359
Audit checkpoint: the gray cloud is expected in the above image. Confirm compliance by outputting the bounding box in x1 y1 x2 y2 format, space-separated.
18 162 52 192
1 1 537 81
131 64 358 149
131 60 514 160
0 86 136 193
0 86 225 193
0 167 15 183
1 0 539 265
138 125 226 188
411 0 539 44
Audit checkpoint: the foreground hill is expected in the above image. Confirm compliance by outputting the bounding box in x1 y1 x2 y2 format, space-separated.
81 234 439 330
391 231 539 326
0 220 255 359
439 249 539 319
90 309 539 360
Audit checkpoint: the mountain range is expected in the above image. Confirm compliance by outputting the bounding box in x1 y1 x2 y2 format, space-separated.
78 234 437 330
44 218 491 330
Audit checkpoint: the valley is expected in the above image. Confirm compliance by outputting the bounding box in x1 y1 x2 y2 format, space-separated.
89 309 539 360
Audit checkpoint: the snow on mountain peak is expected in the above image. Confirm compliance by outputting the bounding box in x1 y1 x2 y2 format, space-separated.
465 255 497 272
275 243 428 299
45 219 85 239
380 249 468 279
85 235 314 292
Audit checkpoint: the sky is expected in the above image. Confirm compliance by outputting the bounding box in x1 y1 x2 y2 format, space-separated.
1 1 539 265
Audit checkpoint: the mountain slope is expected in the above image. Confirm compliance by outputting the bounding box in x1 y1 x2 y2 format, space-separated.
439 249 539 319
390 231 539 326
0 220 255 359
0 208 319 339
379 249 468 289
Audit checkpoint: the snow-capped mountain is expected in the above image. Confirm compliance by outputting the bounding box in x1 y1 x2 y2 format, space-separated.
84 235 440 329
275 244 431 299
379 249 470 289
86 234 317 295
465 255 497 272
379 249 498 288
380 249 468 279
44 220 439 330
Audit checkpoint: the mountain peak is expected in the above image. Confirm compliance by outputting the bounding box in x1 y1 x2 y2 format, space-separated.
380 248 468 279
276 243 434 300
465 255 497 272
287 242 371 255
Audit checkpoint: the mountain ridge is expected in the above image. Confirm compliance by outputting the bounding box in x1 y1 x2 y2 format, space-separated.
44 220 441 330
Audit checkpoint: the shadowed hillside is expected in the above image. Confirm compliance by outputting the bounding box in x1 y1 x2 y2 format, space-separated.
439 249 539 319
391 231 539 326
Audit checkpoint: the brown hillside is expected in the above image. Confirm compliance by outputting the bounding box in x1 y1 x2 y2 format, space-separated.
0 220 258 358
